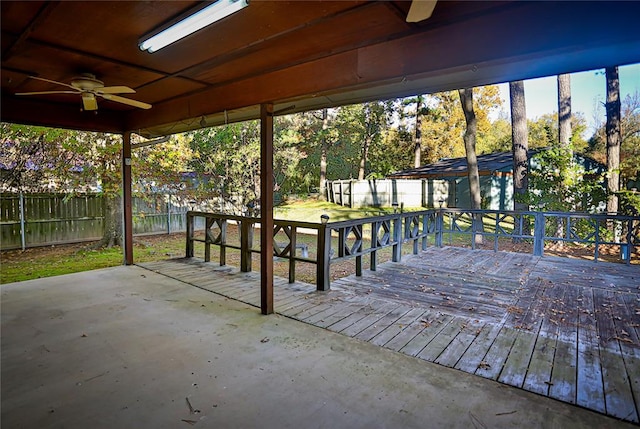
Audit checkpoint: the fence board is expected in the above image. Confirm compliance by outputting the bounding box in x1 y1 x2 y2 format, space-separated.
1 192 193 250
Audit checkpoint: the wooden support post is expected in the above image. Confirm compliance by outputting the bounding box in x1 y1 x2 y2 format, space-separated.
122 132 134 265
533 212 545 256
289 225 297 283
316 224 331 291
186 212 194 257
260 103 274 315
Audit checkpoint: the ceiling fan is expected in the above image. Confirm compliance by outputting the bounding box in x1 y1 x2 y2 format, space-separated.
15 73 152 111
406 0 438 22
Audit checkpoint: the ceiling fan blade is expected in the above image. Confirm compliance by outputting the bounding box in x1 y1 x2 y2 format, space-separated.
82 93 98 111
101 94 151 109
97 86 136 94
29 76 77 90
15 90 79 96
406 0 438 22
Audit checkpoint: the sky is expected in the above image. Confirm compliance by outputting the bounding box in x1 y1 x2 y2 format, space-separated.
496 63 640 138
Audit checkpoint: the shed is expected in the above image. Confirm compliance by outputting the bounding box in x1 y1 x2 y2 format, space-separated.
389 150 605 210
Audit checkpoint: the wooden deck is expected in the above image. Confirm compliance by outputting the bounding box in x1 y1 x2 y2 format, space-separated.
139 247 640 424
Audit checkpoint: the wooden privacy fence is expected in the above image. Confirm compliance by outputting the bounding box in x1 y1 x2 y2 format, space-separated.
186 209 639 291
1 192 191 250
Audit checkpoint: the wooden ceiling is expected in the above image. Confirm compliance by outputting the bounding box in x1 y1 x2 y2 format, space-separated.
2 1 639 137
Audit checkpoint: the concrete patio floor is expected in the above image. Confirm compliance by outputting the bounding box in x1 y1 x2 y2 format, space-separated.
1 266 635 429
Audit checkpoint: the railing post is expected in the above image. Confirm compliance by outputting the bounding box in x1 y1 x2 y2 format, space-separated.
219 219 227 266
204 217 213 262
436 210 443 248
392 214 402 262
316 224 331 291
289 225 297 283
533 212 545 256
421 214 428 251
186 211 194 257
625 218 632 265
371 221 378 271
355 224 362 276
240 219 252 272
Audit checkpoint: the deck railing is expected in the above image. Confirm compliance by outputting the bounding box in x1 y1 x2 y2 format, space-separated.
186 209 638 290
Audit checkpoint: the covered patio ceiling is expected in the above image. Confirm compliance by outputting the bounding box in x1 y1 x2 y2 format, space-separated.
2 1 640 138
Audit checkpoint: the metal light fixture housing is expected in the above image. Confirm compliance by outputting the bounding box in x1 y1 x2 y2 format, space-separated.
139 0 249 53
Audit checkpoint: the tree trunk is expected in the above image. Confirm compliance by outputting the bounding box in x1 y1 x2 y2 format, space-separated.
358 135 371 181
95 194 123 248
458 88 483 245
606 66 621 216
414 95 423 168
510 81 529 213
556 73 572 244
319 108 328 200
558 74 572 149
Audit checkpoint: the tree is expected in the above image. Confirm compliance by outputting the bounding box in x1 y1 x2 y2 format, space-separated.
510 81 529 212
558 74 572 149
0 124 70 192
358 102 393 180
414 95 424 168
606 66 621 215
331 101 393 180
319 108 329 199
0 124 128 248
416 86 503 162
187 119 305 213
556 73 572 242
458 87 483 244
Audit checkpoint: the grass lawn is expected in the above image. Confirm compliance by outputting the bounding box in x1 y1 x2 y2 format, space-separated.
0 201 405 285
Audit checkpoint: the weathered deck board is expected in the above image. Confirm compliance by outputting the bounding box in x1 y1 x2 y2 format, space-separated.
454 322 503 373
369 307 427 347
434 319 484 368
576 286 604 412
549 281 579 405
499 323 541 388
138 246 640 424
400 314 454 357
521 279 566 396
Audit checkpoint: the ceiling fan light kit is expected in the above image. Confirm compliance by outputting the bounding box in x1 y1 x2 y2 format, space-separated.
139 0 249 53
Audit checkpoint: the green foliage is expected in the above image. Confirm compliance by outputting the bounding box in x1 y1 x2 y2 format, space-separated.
587 90 640 187
618 189 640 216
527 113 588 151
187 119 306 213
519 147 606 213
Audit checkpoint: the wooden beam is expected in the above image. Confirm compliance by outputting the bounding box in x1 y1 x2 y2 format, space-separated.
122 131 134 266
260 103 274 315
127 1 640 132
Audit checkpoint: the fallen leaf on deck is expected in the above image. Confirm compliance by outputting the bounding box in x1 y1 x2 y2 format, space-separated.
181 419 197 425
260 337 270 343
477 361 491 369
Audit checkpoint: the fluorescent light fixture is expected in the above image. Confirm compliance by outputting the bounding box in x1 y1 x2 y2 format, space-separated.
139 0 249 53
